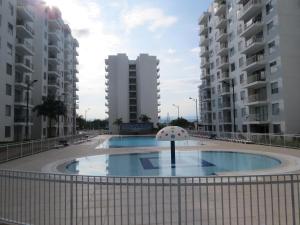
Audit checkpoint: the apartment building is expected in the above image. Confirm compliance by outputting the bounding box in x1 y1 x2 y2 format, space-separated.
105 54 160 134
0 0 79 142
199 0 300 135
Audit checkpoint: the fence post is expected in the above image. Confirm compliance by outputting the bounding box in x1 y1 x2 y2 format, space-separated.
70 175 74 225
20 143 23 158
6 145 8 162
290 175 296 225
177 178 182 225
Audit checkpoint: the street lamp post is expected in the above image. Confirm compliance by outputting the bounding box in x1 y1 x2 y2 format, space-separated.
25 79 38 140
189 97 199 129
222 79 236 132
85 108 90 130
172 104 180 119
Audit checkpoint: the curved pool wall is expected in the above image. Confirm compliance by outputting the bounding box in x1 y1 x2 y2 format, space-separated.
98 136 203 148
65 151 281 176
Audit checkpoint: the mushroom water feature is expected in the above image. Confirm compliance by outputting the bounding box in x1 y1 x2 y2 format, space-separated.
156 126 189 168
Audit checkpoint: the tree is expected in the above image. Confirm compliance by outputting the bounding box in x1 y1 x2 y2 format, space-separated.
56 101 67 137
33 96 66 138
170 117 192 128
76 115 85 130
113 118 123 133
139 114 151 123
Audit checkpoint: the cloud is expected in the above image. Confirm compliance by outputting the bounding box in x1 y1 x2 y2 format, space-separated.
122 6 178 32
163 58 183 64
167 48 176 54
190 47 200 54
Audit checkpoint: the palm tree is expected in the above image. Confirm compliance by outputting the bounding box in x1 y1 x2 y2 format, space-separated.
113 118 123 134
33 96 66 138
139 114 151 123
56 100 67 137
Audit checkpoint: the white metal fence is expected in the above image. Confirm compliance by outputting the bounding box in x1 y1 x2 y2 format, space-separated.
0 134 91 163
190 131 300 149
0 171 300 225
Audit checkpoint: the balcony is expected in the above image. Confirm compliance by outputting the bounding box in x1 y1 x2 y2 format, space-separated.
217 42 229 56
241 35 264 55
218 57 229 70
48 79 60 89
48 55 60 65
201 70 210 79
75 76 79 82
202 94 212 101
219 101 231 109
200 35 209 47
15 72 30 88
239 0 263 21
215 1 226 16
198 12 210 25
218 72 230 82
245 71 266 88
14 94 33 106
15 56 33 73
48 18 62 31
48 42 60 53
219 86 231 96
17 0 34 22
241 19 263 39
246 113 268 124
16 38 34 56
219 117 232 124
216 29 228 42
216 15 227 29
200 46 209 57
16 20 34 38
14 114 33 125
199 25 209 36
244 54 265 72
246 93 267 106
48 31 60 41
200 57 210 69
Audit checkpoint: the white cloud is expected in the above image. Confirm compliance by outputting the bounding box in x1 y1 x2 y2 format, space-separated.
190 47 200 54
167 48 176 54
122 6 178 32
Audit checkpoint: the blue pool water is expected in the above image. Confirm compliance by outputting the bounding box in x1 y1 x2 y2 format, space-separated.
99 136 203 148
65 151 281 176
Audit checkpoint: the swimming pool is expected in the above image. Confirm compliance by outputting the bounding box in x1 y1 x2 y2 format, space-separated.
65 151 281 176
98 136 203 148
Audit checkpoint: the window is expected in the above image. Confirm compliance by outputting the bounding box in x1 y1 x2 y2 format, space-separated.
212 100 215 107
241 108 246 117
268 41 276 54
270 60 277 73
271 82 279 94
229 47 235 57
266 0 274 15
9 3 14 16
242 125 247 133
240 74 245 84
43 128 46 136
230 63 235 72
5 105 11 117
273 124 281 134
213 113 216 120
239 57 244 67
238 40 243 51
272 103 280 115
6 63 12 75
5 126 11 138
267 21 274 34
6 84 12 96
8 23 13 35
44 72 47 80
7 42 13 55
240 90 246 101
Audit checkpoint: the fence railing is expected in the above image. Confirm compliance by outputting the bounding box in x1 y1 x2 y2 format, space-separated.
0 134 92 164
190 131 300 149
1 171 300 225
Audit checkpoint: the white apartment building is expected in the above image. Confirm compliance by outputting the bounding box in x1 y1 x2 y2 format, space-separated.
199 0 300 135
105 54 160 134
0 0 79 142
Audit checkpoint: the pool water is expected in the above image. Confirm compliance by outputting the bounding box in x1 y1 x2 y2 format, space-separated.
98 136 203 148
65 151 281 176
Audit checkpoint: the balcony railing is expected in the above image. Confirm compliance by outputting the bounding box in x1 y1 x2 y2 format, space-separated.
16 20 34 36
16 38 34 53
245 35 263 48
246 54 264 66
247 113 268 122
247 71 266 84
244 16 262 31
247 93 267 103
241 0 262 15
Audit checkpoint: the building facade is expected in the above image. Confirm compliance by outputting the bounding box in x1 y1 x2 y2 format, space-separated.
199 0 300 135
105 54 160 133
0 0 79 142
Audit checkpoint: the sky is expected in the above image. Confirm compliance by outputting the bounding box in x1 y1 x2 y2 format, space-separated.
44 0 212 120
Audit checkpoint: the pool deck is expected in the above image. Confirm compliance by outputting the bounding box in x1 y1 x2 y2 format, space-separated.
1 135 300 176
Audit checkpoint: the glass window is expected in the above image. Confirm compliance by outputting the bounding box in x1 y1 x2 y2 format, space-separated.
271 82 279 94
7 42 13 55
268 41 276 54
5 126 11 138
241 108 246 117
266 0 274 15
8 23 13 35
6 63 12 75
6 84 12 96
270 60 277 73
9 3 14 16
5 105 11 117
230 63 235 72
273 124 281 134
240 74 245 84
240 90 246 100
272 103 280 115
267 21 274 34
